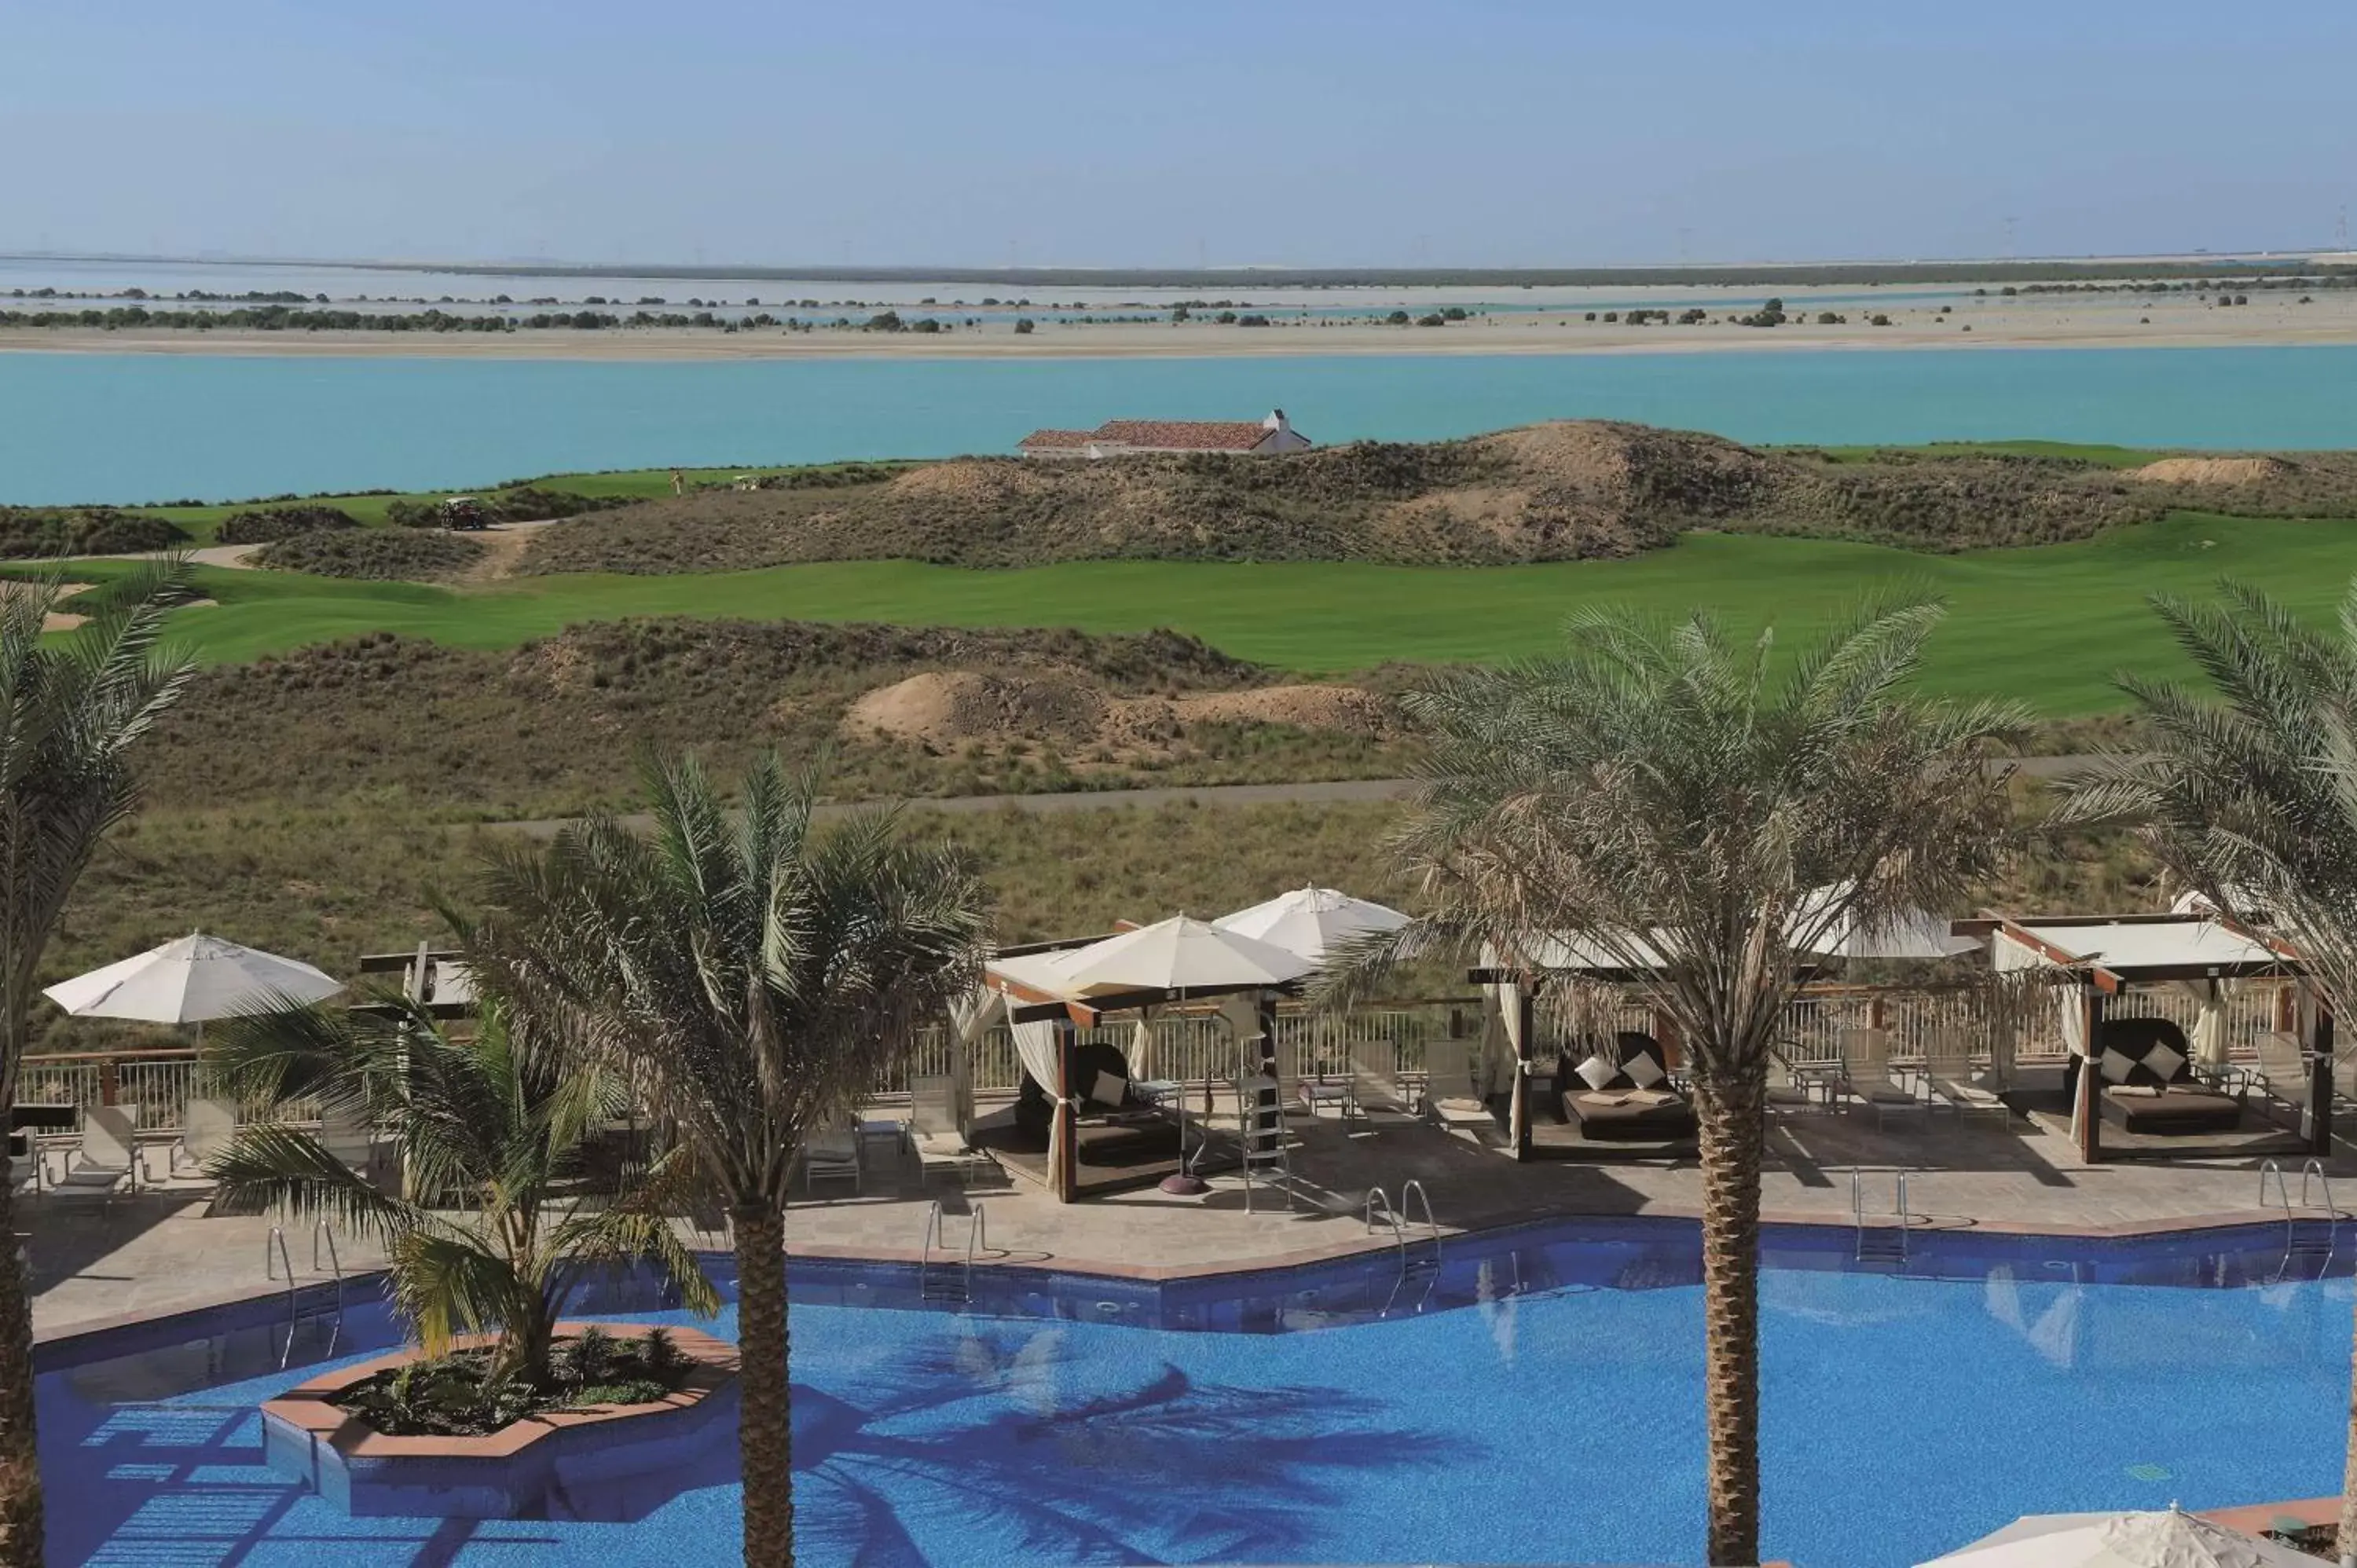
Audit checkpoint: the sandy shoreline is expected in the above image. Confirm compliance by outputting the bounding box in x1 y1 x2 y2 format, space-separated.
6 285 2354 361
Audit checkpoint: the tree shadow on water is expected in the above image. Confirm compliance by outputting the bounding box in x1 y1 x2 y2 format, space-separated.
791 1329 1468 1567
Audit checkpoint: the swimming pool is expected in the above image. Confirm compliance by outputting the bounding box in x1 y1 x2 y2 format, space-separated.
39 1218 2353 1566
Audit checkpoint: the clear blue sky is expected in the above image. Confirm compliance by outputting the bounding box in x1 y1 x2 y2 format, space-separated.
9 0 2354 269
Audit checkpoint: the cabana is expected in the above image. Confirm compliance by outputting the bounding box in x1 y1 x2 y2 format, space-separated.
1470 932 1698 1161
1967 910 2321 1163
973 916 1314 1201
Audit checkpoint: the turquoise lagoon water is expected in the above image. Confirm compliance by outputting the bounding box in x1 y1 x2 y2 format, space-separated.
9 345 2357 504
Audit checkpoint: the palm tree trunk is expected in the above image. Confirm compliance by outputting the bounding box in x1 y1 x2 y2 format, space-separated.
0 1162 39 1568
1695 1067 1765 1568
732 1203 793 1568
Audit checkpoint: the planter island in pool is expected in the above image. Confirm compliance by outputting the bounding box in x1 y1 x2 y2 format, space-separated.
261 1321 741 1519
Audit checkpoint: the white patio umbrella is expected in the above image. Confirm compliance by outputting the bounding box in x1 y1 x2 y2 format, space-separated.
1213 886 1410 967
1053 915 1313 997
44 932 343 1024
1918 1506 2313 1568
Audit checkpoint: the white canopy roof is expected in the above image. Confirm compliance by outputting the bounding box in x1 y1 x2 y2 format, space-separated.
1918 1508 2310 1568
44 932 343 1024
1990 917 2293 980
1212 886 1409 965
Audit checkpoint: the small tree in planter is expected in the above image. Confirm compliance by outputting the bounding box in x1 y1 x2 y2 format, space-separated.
205 984 717 1394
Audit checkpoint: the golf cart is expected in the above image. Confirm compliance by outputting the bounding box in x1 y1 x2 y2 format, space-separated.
438 496 489 530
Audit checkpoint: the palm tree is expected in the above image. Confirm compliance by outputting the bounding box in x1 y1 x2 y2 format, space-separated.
2055 580 2357 1567
203 986 717 1383
1340 602 2019 1566
0 563 193 1566
460 753 992 1568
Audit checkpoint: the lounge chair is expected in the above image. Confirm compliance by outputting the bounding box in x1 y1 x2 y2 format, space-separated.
801 1127 862 1195
1345 1039 1413 1135
1420 1036 1495 1133
1558 1034 1698 1145
1835 1028 1930 1130
1766 1046 1830 1113
42 1105 140 1205
2093 1016 2242 1136
1923 1030 2011 1127
908 1075 983 1183
2251 1030 2310 1103
150 1097 240 1186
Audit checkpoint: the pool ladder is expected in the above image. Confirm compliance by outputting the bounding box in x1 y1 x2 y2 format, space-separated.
2259 1158 2340 1281
1366 1180 1444 1314
1851 1169 1911 1266
265 1219 346 1368
919 1200 985 1306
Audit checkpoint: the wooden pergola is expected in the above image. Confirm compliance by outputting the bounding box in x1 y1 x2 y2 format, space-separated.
980 936 1298 1202
1963 910 2322 1163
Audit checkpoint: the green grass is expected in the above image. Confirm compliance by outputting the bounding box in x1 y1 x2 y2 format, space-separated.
124 462 904 542
46 508 2357 714
1797 439 2159 468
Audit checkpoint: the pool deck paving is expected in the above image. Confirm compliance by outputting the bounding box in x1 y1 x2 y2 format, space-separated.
28 1105 2352 1340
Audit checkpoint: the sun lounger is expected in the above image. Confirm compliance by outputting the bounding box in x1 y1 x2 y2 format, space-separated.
42 1105 139 1204
1558 1035 1698 1145
1420 1036 1494 1131
2092 1016 2242 1135
150 1097 240 1185
1923 1030 2011 1127
1835 1028 1930 1130
908 1075 984 1182
1343 1039 1413 1135
801 1128 862 1195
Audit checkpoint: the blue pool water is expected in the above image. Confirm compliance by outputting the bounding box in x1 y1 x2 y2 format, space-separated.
9 345 2357 504
38 1221 2354 1566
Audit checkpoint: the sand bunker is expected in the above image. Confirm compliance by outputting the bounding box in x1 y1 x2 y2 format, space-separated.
843 670 1390 754
2135 456 2293 485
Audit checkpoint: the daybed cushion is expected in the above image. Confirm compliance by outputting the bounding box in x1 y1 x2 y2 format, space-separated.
2101 1083 2241 1136
1560 1087 1697 1142
1091 1069 1129 1109
1573 1054 1618 1092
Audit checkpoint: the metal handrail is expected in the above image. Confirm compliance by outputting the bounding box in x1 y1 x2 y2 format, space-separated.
1398 1179 1442 1264
311 1218 340 1277
965 1203 987 1276
1363 1188 1406 1255
266 1227 299 1368
2260 1158 2289 1213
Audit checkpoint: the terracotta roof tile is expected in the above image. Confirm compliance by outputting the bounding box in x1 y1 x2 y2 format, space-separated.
1016 429 1098 449
1088 419 1274 451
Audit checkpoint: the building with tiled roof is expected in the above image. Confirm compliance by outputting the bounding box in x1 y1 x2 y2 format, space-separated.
1017 408 1311 460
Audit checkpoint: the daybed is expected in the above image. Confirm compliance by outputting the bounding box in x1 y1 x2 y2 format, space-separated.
2091 1016 2242 1136
1556 1032 1699 1144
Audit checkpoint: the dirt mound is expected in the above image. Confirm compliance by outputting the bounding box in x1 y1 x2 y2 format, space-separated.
883 460 1054 506
844 670 1109 748
844 669 1391 757
1173 684 1393 734
2135 456 2295 485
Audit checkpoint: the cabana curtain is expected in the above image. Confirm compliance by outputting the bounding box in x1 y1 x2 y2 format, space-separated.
1129 1014 1156 1083
2165 978 2233 1071
1011 1013 1076 1183
948 987 1003 1130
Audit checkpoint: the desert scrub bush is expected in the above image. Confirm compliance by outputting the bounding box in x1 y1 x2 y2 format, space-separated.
255 528 486 581
0 507 188 557
216 504 361 544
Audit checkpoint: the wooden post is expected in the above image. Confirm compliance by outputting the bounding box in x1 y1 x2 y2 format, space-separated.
2308 1004 2336 1158
2076 987 2104 1164
1256 995 1281 1076
1054 1019 1078 1203
98 1057 119 1108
